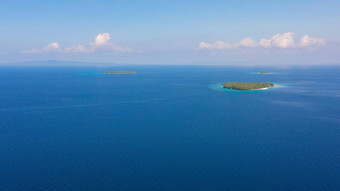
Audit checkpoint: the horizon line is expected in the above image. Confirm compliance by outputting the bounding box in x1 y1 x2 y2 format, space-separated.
1 59 340 67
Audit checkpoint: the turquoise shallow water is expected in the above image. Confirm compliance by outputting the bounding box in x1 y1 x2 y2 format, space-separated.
0 65 339 190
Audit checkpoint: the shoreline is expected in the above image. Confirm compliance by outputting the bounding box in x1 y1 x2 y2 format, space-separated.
226 87 269 91
208 83 283 93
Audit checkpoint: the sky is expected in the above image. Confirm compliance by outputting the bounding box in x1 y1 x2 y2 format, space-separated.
1 0 340 65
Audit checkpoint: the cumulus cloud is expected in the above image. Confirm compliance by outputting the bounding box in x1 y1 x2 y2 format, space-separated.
258 38 272 47
237 37 257 47
21 33 134 54
21 42 61 54
92 33 111 47
270 32 295 48
299 35 325 47
88 33 134 53
199 32 325 50
43 42 61 52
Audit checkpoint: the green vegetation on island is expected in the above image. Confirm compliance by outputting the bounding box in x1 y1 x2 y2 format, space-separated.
258 72 271 74
223 82 274 90
104 71 136 74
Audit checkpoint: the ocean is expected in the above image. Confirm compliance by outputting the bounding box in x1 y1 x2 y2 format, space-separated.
0 65 339 190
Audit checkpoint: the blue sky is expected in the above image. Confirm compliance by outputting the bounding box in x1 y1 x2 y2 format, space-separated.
1 0 340 65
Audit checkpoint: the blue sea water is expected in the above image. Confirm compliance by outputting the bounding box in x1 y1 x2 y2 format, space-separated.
0 65 340 190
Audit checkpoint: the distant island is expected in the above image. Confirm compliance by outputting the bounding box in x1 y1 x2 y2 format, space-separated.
104 71 136 74
258 72 271 74
223 82 274 90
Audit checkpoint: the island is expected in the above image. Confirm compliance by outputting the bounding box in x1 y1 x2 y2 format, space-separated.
223 82 274 90
104 71 136 74
258 72 271 74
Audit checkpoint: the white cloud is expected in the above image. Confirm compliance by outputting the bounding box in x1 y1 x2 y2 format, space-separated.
21 42 61 54
270 32 295 48
21 33 134 54
43 42 61 52
299 35 325 47
64 45 87 53
237 37 257 47
89 33 134 53
258 38 272 47
21 49 41 54
92 33 111 47
199 41 234 49
199 32 325 50
199 42 213 49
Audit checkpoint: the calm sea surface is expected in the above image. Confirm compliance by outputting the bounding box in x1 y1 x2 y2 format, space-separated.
0 65 339 190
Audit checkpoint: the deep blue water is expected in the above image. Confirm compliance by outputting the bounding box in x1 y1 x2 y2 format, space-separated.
0 65 340 190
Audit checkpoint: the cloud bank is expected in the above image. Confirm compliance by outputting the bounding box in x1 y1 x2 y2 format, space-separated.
199 32 325 50
22 33 134 54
